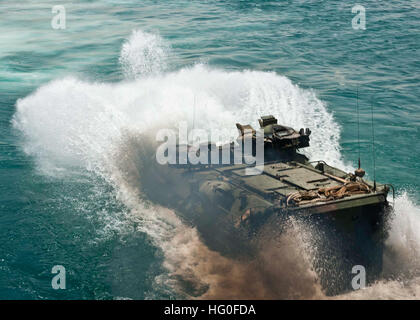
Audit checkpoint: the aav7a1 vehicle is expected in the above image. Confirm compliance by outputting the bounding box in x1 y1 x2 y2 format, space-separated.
140 115 392 295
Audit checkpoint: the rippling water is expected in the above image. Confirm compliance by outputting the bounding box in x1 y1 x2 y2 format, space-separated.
0 0 419 299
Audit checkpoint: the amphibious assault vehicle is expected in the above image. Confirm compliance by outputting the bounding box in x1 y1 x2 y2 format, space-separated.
140 115 392 295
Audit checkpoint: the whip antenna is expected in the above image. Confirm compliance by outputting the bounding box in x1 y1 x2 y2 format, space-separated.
370 97 377 191
192 94 196 132
354 87 365 179
357 87 361 169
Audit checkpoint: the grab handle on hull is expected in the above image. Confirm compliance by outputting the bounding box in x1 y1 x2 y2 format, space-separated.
385 184 395 206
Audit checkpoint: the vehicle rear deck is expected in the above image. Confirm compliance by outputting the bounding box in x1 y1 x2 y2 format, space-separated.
212 160 388 215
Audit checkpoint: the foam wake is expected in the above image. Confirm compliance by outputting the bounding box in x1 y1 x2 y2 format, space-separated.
12 29 420 299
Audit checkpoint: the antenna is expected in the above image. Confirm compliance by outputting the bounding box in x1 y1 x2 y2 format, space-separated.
192 94 196 132
370 97 377 191
354 87 365 179
357 87 361 169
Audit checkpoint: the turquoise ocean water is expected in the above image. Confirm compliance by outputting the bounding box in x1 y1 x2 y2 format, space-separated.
0 1 419 299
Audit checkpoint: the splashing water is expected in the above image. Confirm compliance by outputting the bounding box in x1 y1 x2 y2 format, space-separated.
333 192 420 299
119 30 170 79
12 30 420 299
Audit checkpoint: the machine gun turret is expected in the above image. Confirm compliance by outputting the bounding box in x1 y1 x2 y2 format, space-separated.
236 115 311 151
